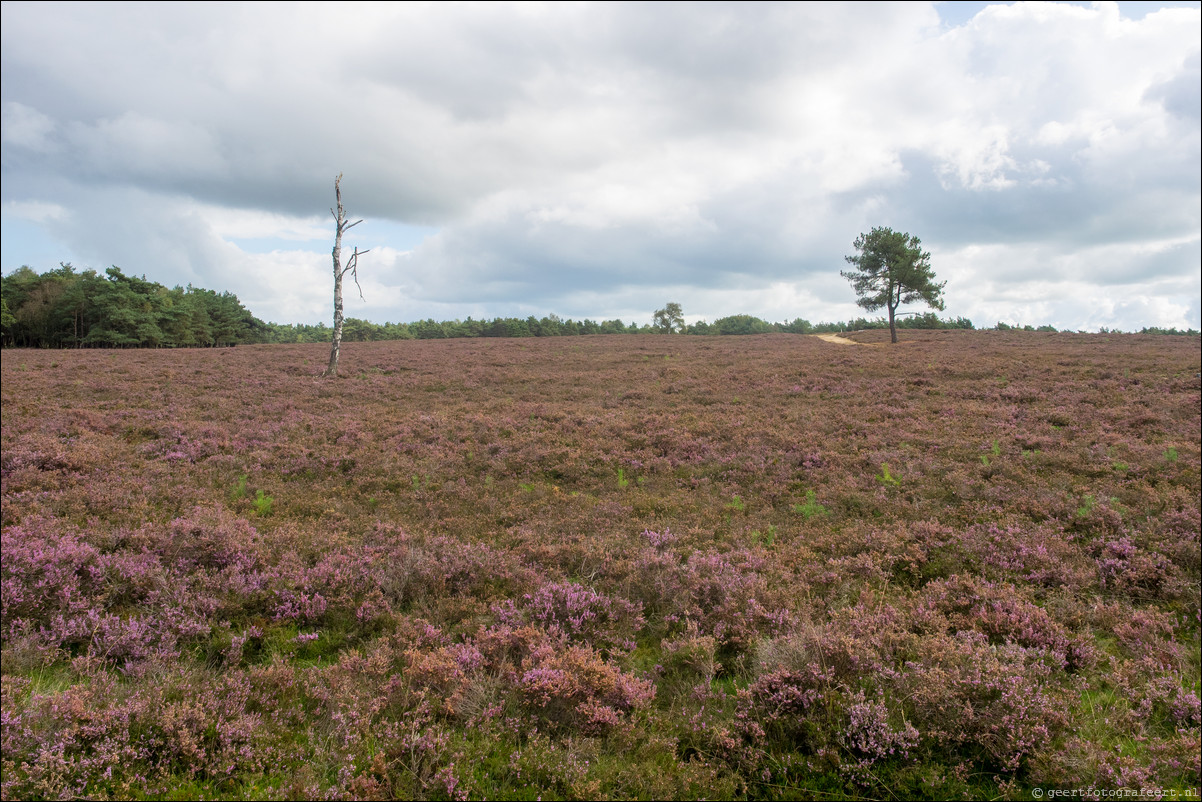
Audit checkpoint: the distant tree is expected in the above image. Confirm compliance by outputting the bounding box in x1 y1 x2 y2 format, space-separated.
324 174 370 377
595 319 622 334
841 227 945 344
653 302 685 333
711 314 773 335
413 319 448 339
539 313 564 336
0 296 15 346
897 311 944 330
341 317 373 342
780 318 813 334
483 317 529 338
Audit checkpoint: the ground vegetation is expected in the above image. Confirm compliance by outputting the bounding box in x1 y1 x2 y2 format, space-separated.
1 330 1198 800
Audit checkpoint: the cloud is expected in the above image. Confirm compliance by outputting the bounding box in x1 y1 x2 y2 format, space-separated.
1146 50 1202 121
65 113 227 184
1 1 1198 330
1 102 58 153
937 236 1201 331
2 199 66 225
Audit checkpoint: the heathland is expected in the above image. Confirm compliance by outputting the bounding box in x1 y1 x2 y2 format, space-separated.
1 330 1199 800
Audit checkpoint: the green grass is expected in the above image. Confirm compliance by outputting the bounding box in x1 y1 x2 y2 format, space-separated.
617 467 630 489
792 489 828 519
252 489 274 516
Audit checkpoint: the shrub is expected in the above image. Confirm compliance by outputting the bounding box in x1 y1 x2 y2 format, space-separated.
493 580 644 655
899 631 1072 771
518 644 655 734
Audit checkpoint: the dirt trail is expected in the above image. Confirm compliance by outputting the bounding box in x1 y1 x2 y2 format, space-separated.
813 332 865 345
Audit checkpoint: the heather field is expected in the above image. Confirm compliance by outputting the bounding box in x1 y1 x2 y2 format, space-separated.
2 331 1199 801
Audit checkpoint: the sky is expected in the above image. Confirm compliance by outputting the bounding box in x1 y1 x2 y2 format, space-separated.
2 1 1199 331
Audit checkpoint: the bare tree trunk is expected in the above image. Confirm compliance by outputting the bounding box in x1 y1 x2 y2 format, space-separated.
325 188 346 376
887 280 899 343
323 174 368 377
326 269 344 375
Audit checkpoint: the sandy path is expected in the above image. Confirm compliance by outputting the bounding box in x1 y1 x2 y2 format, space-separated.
813 332 864 345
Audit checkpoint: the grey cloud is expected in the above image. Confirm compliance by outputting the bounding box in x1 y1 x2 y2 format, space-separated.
398 161 862 310
0 102 57 152
887 135 1199 258
2 2 1199 331
1146 54 1202 121
1087 237 1202 286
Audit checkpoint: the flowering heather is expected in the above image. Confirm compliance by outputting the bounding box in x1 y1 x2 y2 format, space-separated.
2 330 1199 799
493 580 644 654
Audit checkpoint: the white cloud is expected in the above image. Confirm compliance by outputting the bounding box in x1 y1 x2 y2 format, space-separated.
1 102 57 152
199 205 329 243
1 1 1198 329
2 200 67 224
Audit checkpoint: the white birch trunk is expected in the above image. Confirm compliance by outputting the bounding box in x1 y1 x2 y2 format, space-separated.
324 174 366 377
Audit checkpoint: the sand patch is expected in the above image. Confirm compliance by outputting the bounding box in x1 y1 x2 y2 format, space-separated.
813 333 865 345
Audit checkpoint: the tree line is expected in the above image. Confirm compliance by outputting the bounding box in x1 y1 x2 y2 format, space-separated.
1 264 263 348
0 262 976 350
4 263 1191 349
261 310 977 343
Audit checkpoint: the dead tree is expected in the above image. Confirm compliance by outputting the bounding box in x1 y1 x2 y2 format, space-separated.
323 173 369 377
